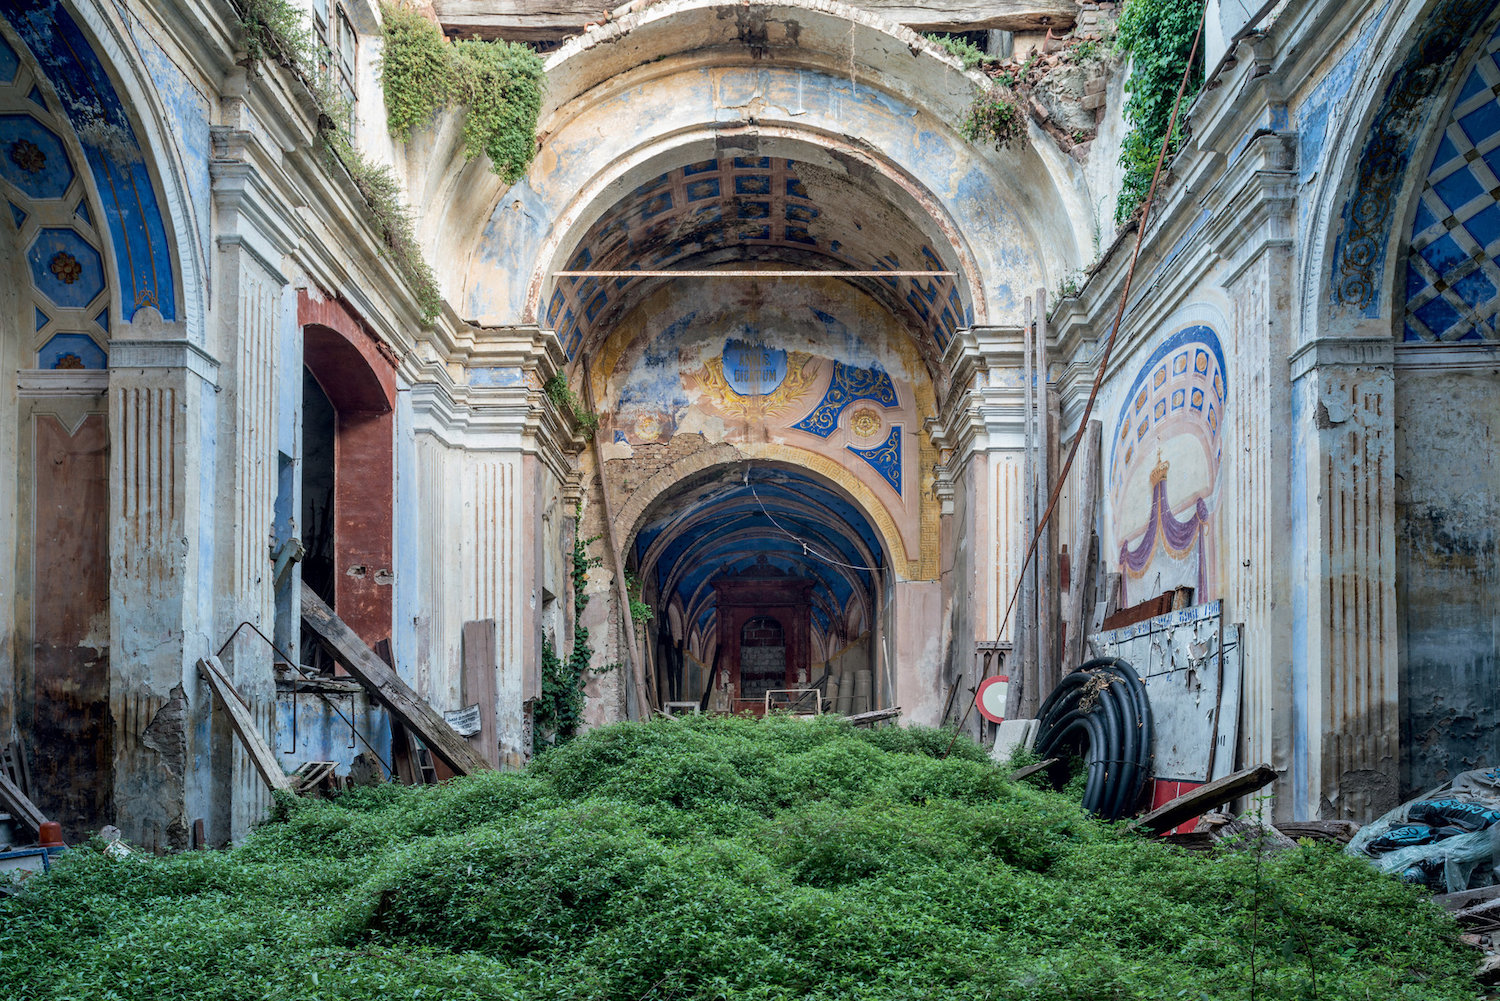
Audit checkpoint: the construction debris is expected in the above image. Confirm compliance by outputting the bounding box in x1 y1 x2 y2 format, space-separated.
301 585 493 776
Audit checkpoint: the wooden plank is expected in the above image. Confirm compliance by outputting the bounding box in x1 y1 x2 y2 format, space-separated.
845 706 902 726
0 771 45 834
1061 421 1101 674
196 656 295 795
1125 764 1278 837
301 585 494 775
1007 757 1058 783
434 0 1078 40
461 620 501 767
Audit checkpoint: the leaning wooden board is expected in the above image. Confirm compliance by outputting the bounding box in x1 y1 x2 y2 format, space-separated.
197 656 295 795
301 585 494 776
0 770 45 834
1125 763 1278 837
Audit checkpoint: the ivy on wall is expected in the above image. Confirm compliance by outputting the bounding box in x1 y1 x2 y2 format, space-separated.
379 3 545 185
234 0 443 322
534 503 602 753
1114 0 1207 224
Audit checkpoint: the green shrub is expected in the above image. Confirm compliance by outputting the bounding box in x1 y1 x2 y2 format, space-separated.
380 3 545 185
962 88 1026 149
0 715 1480 1001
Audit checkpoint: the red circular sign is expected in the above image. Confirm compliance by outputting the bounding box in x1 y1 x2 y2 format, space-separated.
976 674 1010 724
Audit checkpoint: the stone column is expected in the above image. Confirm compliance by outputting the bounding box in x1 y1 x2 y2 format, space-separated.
1197 132 1302 820
107 312 218 850
1290 341 1399 821
404 329 573 765
203 121 296 842
930 326 1027 722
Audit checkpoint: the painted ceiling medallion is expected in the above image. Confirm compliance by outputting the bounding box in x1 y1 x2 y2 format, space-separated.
848 406 883 439
53 352 84 370
9 137 44 173
50 250 81 284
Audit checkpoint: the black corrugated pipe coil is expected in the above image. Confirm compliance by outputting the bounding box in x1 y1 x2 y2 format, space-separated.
1033 657 1155 821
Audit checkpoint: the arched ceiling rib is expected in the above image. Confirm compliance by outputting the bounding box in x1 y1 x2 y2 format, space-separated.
545 152 969 366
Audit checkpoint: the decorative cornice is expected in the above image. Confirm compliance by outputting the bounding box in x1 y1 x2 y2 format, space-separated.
109 338 221 384
1289 336 1395 382
18 370 109 398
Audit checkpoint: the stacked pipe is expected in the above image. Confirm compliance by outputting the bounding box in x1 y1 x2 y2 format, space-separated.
1033 657 1154 821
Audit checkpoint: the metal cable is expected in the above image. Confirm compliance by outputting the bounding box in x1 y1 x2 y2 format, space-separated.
947 8 1209 756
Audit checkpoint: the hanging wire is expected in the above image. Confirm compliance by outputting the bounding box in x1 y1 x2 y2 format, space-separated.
744 470 882 573
945 7 1209 756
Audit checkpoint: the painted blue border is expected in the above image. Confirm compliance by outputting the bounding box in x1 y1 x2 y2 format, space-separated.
5 0 177 321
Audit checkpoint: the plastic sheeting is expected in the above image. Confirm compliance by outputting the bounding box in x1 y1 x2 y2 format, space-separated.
1347 766 1500 892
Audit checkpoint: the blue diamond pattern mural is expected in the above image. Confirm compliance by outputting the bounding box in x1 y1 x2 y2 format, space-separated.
1405 25 1500 342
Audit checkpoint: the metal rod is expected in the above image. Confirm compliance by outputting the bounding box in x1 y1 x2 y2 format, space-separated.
553 270 954 278
214 620 393 774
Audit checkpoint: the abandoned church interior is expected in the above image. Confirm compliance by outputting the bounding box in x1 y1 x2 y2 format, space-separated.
1 0 1498 851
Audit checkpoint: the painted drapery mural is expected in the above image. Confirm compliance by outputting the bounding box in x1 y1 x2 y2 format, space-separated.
1107 325 1227 606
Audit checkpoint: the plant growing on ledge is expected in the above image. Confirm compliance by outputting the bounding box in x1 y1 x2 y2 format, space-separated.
380 2 546 185
1113 0 1207 223
232 0 444 323
961 88 1025 149
544 374 601 436
623 569 653 632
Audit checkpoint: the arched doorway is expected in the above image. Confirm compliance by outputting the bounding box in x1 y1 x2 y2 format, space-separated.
625 462 891 717
0 25 118 835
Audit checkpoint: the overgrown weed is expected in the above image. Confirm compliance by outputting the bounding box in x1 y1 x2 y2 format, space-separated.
0 715 1479 1000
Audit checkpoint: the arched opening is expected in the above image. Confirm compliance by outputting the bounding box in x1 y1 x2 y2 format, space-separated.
0 25 116 836
626 461 890 716
298 294 397 653
1389 20 1500 796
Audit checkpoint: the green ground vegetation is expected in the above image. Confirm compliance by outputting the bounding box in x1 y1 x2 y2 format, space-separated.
0 715 1481 1000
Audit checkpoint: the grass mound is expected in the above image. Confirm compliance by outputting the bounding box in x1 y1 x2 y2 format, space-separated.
0 715 1479 1000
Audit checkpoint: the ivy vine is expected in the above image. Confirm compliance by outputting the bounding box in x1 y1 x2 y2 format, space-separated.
534 503 602 753
379 3 546 185
234 0 443 322
1113 0 1207 224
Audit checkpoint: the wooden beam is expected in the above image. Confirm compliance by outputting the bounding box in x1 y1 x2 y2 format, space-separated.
1061 420 1101 674
434 0 1078 41
461 620 501 767
196 656 295 795
1125 764 1279 837
300 585 495 775
0 770 46 834
581 356 652 720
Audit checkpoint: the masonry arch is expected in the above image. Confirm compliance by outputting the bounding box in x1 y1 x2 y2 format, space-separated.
1374 14 1500 796
624 459 897 714
448 0 1093 330
1304 0 1500 336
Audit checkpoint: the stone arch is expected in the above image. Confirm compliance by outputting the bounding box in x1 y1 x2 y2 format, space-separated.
1302 0 1500 337
445 0 1093 332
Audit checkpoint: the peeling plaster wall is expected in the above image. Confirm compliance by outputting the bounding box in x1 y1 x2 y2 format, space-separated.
1396 367 1500 795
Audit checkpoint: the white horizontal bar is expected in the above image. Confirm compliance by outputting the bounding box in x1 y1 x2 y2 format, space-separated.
553 269 954 278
